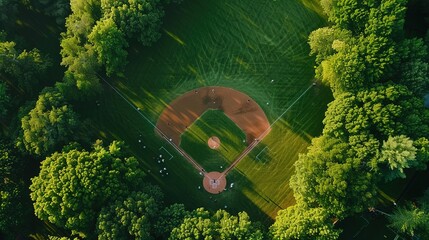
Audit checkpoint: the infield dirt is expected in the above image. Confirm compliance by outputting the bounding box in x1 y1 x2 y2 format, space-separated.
156 86 271 146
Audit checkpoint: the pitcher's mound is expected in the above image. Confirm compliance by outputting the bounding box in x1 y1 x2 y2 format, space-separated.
203 171 227 194
208 136 221 149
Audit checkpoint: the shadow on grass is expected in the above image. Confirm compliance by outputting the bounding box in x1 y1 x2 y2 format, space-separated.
196 170 275 226
247 142 272 165
143 140 274 226
179 110 247 171
221 169 284 226
337 212 399 240
280 85 333 143
81 83 281 227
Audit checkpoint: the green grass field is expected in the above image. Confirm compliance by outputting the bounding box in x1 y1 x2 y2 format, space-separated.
80 0 333 224
180 110 246 172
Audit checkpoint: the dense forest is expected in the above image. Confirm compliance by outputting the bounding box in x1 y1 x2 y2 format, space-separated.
1 0 429 239
273 0 429 238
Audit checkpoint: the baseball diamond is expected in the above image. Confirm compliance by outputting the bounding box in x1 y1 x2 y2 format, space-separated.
156 86 271 193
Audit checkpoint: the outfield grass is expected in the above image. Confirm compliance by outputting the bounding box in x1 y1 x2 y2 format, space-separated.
180 110 246 172
80 0 332 224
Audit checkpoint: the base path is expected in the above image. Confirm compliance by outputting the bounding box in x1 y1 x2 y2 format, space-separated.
100 75 314 195
156 86 271 145
156 86 271 194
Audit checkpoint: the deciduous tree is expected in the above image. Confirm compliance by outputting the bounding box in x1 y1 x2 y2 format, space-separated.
395 38 429 96
0 37 50 95
0 142 32 239
96 188 163 239
59 0 101 95
88 18 128 76
170 208 264 240
380 135 417 181
308 27 351 64
18 87 81 155
30 140 146 237
0 82 9 119
101 0 164 45
323 85 429 142
154 203 189 239
290 136 379 217
389 205 428 237
270 204 340 240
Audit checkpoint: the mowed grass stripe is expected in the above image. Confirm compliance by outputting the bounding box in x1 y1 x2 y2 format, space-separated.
85 0 330 223
122 0 325 121
233 86 332 218
180 110 246 172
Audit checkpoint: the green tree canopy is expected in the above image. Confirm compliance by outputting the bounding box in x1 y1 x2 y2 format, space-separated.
380 135 417 181
314 34 398 94
320 0 370 34
154 203 189 239
357 85 429 139
290 136 379 217
395 38 429 96
96 188 163 239
414 137 429 169
312 0 409 94
0 142 32 239
30 140 147 237
293 0 429 236
321 0 406 37
308 27 351 64
389 204 428 237
0 37 50 95
0 82 9 119
60 0 168 95
18 87 82 155
270 204 340 240
101 0 165 45
88 18 128 76
60 0 102 95
389 188 429 239
170 208 265 240
323 85 429 141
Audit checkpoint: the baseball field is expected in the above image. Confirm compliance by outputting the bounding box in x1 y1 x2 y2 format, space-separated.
80 0 332 223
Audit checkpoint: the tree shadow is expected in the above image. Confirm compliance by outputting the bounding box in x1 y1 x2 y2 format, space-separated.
247 142 272 165
218 169 288 226
280 84 333 143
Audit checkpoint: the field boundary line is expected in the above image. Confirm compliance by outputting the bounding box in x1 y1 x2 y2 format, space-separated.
98 74 157 128
269 84 314 128
221 83 314 177
100 74 315 186
159 146 174 160
99 75 206 175
256 146 269 160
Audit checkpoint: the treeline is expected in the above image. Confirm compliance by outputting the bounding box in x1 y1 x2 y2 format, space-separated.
1 1 66 237
29 140 265 239
0 0 194 239
271 0 429 239
58 0 169 97
1 0 267 239
2 0 429 239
